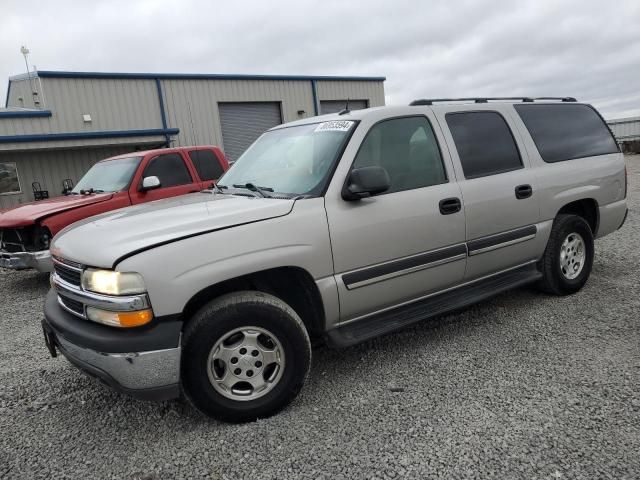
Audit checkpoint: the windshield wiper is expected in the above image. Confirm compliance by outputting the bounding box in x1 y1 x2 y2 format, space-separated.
79 188 105 195
232 183 273 198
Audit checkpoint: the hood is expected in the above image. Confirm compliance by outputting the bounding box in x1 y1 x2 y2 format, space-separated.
0 193 114 227
51 192 294 268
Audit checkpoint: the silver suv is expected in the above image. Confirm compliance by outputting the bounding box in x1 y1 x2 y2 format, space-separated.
43 97 628 422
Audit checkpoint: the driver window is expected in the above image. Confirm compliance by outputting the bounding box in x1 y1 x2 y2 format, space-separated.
353 116 447 194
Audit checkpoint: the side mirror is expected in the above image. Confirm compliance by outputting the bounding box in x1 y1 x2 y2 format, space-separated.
342 166 391 201
140 176 161 191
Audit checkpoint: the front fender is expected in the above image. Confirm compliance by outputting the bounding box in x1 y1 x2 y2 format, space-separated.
117 199 335 318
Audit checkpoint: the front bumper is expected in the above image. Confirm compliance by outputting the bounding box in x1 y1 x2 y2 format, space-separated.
43 289 182 401
0 249 52 272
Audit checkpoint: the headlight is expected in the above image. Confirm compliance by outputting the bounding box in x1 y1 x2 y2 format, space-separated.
81 269 146 295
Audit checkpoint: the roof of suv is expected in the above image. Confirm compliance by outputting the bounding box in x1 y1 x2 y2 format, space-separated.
277 98 583 130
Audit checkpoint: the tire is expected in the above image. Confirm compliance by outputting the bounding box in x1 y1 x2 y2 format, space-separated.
181 291 311 422
537 214 594 295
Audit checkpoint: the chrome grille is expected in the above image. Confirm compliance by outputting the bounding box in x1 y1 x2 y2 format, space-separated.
53 262 82 287
59 293 84 316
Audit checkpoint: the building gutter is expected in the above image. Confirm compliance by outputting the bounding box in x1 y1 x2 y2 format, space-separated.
155 79 170 147
24 71 386 82
311 80 319 116
0 128 179 144
4 80 11 108
0 110 52 119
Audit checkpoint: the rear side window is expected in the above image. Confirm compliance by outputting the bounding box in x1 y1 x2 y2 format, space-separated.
353 116 447 194
514 104 619 163
188 150 225 181
143 153 192 188
446 112 522 179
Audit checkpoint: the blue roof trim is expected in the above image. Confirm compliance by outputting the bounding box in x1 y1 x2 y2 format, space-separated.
0 109 52 119
0 128 179 144
16 70 386 82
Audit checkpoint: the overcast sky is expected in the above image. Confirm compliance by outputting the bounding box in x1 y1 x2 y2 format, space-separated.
1 0 639 118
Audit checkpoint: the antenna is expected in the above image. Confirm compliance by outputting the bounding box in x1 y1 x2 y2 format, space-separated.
20 46 40 108
338 98 351 115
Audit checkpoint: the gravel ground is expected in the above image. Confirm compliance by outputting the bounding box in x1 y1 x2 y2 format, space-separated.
1 156 639 480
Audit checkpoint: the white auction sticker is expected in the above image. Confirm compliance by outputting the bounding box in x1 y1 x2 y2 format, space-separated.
315 120 354 132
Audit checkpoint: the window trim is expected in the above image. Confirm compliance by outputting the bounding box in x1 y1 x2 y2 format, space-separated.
341 114 450 198
513 103 620 164
141 152 194 189
0 161 22 196
445 110 525 180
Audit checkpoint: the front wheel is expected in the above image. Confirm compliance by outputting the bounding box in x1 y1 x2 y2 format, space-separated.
537 214 594 295
181 291 311 422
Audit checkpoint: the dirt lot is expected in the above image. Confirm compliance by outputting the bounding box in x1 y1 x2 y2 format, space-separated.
0 156 638 479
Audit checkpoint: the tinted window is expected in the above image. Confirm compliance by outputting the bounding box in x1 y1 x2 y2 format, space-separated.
446 112 522 179
514 104 619 163
143 153 192 188
188 150 224 181
353 116 447 193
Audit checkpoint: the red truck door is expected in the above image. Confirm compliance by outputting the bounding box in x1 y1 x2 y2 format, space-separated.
130 152 201 204
185 148 229 190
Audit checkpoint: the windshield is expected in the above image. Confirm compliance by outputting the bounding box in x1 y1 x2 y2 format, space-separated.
72 156 142 194
218 120 356 197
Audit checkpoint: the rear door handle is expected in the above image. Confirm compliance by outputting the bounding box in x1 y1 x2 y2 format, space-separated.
439 197 462 215
515 184 533 199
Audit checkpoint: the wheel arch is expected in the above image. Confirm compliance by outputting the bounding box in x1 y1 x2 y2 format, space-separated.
181 266 327 340
556 198 599 235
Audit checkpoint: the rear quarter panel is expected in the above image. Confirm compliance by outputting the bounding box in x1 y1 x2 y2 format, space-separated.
506 106 626 238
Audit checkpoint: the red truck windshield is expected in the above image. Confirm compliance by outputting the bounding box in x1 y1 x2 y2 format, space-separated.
71 157 142 194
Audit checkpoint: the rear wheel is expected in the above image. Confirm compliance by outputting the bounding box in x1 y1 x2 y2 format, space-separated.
181 291 311 422
537 214 594 295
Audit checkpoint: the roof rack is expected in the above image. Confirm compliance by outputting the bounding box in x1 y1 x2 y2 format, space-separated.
409 97 577 106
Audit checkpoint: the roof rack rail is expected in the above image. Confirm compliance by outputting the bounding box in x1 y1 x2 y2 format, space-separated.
409 97 577 106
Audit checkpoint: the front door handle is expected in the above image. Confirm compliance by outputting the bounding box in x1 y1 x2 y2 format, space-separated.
439 197 462 215
515 184 533 199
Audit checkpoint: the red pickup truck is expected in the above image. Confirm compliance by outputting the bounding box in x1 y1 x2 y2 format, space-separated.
0 146 228 272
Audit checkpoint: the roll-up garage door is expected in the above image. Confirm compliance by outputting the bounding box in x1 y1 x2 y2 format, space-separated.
218 102 282 162
320 100 368 115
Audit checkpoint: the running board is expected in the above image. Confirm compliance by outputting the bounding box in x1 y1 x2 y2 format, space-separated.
326 264 542 348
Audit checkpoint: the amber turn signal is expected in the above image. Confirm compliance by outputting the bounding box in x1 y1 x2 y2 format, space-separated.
86 307 153 328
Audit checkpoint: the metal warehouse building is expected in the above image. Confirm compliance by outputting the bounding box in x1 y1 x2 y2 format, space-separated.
0 70 385 208
607 116 640 153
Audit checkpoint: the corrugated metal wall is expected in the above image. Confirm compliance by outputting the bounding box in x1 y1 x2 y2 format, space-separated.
316 80 385 107
159 78 384 154
7 78 40 109
0 146 134 209
160 79 316 148
608 117 640 141
4 77 163 137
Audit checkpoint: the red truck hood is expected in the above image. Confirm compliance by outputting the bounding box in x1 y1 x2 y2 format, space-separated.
0 193 114 227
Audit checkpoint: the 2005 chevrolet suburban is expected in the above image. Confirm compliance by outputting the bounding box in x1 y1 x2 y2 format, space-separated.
43 97 628 422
